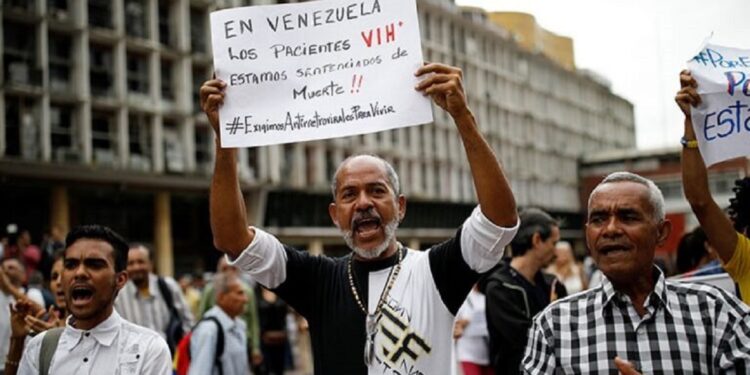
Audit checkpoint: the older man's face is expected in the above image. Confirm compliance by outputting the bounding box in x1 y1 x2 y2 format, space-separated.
586 181 670 286
329 156 405 259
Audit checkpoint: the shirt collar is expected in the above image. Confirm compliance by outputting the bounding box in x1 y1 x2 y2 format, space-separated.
207 305 237 330
60 310 123 351
600 266 672 315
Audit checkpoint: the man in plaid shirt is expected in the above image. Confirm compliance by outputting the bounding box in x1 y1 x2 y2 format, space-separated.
522 172 750 374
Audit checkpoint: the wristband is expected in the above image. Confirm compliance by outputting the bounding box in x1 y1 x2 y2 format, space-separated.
680 137 698 149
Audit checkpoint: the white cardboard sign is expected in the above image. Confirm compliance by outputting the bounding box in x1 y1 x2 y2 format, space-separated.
210 0 433 148
687 42 750 166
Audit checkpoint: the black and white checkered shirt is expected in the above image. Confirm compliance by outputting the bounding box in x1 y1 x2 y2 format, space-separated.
522 269 750 374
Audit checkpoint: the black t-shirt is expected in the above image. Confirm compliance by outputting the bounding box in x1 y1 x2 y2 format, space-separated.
272 228 478 374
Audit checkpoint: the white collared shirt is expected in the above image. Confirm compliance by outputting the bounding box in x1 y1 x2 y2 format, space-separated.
17 310 172 375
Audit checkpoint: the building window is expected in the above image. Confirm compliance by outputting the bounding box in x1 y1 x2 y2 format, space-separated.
161 59 174 100
48 33 73 92
248 147 259 182
163 119 185 173
88 0 112 28
4 96 40 159
194 124 212 173
4 0 34 12
192 67 209 113
125 0 148 39
91 110 117 166
127 52 150 95
190 7 207 53
90 43 114 97
48 0 70 20
281 144 294 184
128 113 152 171
50 104 80 162
158 0 174 47
3 22 40 86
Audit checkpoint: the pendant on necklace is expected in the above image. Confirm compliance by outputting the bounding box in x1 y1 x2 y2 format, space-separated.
364 314 379 366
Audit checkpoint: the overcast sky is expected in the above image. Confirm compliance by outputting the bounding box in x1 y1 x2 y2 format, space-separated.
453 0 750 149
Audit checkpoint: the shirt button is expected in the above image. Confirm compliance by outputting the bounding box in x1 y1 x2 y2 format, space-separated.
83 358 88 362
85 333 90 337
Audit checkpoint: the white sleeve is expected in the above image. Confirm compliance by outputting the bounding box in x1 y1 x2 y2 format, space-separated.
460 206 519 273
141 333 173 375
226 227 288 288
17 331 43 375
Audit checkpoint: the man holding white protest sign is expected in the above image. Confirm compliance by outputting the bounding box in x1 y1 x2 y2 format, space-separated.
676 42 750 304
201 0 519 369
202 57 518 373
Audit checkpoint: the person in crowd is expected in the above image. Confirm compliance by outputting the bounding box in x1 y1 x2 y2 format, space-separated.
3 250 70 375
675 227 722 276
9 230 42 280
179 273 202 318
485 208 567 374
28 270 54 309
1 257 45 307
676 70 750 303
115 243 194 349
201 61 519 374
189 272 251 375
257 287 289 375
199 257 263 367
523 172 750 373
547 241 587 294
453 284 492 375
16 225 172 374
39 225 66 283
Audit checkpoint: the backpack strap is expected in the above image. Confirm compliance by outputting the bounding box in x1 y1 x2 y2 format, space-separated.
156 276 178 316
39 327 64 375
201 316 225 375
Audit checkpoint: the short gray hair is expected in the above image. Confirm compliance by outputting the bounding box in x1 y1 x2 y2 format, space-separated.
213 272 240 302
330 154 400 199
588 171 665 221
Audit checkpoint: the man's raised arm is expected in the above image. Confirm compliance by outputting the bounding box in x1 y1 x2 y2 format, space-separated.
675 70 737 262
201 79 254 258
415 63 517 227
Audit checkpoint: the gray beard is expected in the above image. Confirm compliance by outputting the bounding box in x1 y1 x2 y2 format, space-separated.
341 216 400 260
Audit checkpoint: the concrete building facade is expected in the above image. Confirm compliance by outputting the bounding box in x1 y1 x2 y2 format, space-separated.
0 0 634 275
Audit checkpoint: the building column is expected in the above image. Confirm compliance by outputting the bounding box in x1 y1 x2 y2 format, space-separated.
154 191 173 277
408 239 420 251
308 239 324 256
50 186 70 233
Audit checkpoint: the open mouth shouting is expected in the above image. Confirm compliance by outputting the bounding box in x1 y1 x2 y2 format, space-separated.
352 215 381 239
597 242 633 257
69 284 95 307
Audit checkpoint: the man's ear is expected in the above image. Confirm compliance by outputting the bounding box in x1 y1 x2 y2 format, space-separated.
530 232 544 251
115 270 129 291
397 195 406 222
656 219 672 247
329 202 339 227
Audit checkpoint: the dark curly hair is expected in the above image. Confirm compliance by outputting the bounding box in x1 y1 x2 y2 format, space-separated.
729 177 750 235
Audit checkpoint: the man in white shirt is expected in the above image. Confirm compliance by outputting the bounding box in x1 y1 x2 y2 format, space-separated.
189 273 251 375
17 225 171 375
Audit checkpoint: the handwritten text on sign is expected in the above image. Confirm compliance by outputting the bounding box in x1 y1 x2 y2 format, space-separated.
687 43 750 166
210 0 433 148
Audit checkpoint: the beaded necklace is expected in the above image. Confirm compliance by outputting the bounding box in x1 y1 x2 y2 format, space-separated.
347 245 403 366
